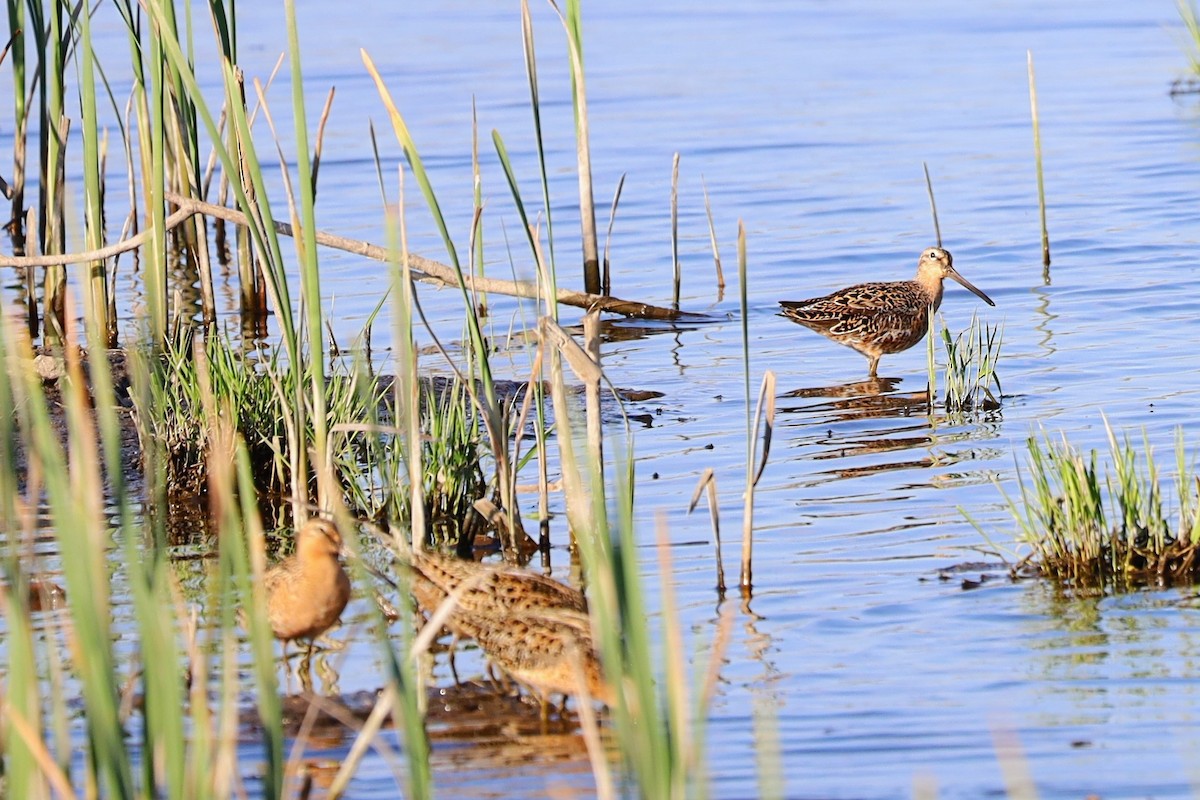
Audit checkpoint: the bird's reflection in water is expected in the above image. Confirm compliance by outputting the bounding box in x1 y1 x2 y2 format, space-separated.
777 376 943 477
779 376 931 424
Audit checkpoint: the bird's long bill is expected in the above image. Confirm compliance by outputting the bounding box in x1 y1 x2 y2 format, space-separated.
947 268 996 307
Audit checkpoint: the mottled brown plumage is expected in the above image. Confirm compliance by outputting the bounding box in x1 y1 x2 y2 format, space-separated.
404 550 612 704
264 518 352 644
472 607 611 705
779 247 995 377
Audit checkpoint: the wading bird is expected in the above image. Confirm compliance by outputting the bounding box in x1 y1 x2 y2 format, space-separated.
779 246 995 377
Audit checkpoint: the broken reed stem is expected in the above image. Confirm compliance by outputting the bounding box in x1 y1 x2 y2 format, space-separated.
0 192 691 322
602 173 625 297
687 467 726 595
1028 50 1050 270
701 176 725 295
742 371 776 595
922 162 941 249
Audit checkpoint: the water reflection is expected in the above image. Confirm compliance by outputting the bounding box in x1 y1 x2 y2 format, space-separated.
778 377 930 423
1021 582 1200 703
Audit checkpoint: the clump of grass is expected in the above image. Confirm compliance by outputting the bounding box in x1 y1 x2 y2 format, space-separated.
135 328 496 547
994 420 1200 590
132 329 313 497
400 377 489 547
939 312 1003 414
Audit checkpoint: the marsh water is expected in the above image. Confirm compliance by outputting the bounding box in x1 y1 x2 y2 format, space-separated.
16 0 1200 797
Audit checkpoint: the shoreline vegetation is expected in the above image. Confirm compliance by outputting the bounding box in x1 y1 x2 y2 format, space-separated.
2 1 1197 797
1 1 728 796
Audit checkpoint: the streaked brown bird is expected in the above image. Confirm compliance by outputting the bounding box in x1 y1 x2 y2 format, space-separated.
779 246 995 377
263 518 352 648
404 549 613 705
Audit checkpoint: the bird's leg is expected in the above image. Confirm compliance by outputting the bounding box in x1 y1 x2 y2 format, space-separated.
867 355 880 378
279 639 295 696
484 662 506 695
448 635 462 686
556 693 570 719
298 641 315 694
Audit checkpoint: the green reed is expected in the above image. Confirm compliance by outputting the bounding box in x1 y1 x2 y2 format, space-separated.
1 310 325 797
1028 50 1051 270
381 173 433 796
77 1 111 343
362 11 732 783
558 0 601 294
6 0 27 229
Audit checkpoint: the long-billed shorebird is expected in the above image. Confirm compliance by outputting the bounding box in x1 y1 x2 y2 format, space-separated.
404 550 613 705
779 246 995 377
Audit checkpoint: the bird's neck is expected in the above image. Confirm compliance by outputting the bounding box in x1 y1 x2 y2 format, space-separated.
298 544 338 572
915 272 945 310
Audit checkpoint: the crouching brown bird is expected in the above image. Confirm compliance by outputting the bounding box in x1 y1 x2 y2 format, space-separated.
779 246 995 377
403 549 613 706
263 518 352 654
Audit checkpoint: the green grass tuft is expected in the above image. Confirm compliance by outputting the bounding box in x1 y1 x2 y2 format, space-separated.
996 419 1200 590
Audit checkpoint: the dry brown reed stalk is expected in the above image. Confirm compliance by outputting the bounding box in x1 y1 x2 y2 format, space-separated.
574 663 616 800
741 370 776 595
327 684 405 797
311 87 335 197
688 467 726 594
671 152 681 308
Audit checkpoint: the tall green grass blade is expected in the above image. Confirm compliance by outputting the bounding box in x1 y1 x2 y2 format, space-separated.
78 0 110 341
1028 50 1050 271
520 0 557 293
386 168 433 795
559 0 600 293
283 0 329 503
7 0 27 226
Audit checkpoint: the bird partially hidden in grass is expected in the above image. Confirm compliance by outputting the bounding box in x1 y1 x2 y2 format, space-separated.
260 518 352 674
779 246 995 378
403 549 613 708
